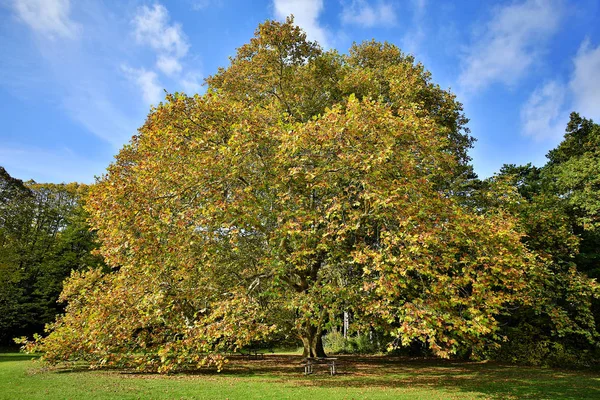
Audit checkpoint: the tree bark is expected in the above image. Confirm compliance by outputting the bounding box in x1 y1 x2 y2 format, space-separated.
301 324 327 358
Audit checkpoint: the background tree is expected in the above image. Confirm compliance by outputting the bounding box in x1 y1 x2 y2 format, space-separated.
0 167 104 345
0 167 34 345
472 114 600 366
545 113 600 279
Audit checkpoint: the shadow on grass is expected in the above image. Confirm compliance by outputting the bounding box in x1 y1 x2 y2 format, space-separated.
37 354 600 399
209 355 600 400
0 353 39 363
329 356 600 399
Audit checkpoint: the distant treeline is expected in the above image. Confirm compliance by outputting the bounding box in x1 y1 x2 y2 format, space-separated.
0 168 104 346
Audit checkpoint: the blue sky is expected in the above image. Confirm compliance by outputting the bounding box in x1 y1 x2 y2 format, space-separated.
1 0 599 183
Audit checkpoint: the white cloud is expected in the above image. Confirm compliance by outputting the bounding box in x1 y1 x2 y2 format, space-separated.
132 4 189 57
521 81 567 141
5 1 142 148
122 66 163 106
12 0 80 39
62 83 140 147
128 3 203 99
156 55 183 76
3 0 185 184
402 0 427 55
569 39 600 121
132 4 190 74
520 37 600 140
520 38 600 141
459 0 561 94
190 0 215 10
341 0 397 28
273 0 329 47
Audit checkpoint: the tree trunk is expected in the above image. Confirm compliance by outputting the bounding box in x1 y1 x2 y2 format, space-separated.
301 324 327 358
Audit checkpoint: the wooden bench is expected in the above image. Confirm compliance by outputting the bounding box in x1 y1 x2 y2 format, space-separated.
238 345 274 359
242 348 265 359
301 357 338 375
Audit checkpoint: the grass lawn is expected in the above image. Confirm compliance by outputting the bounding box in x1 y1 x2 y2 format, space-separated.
1 352 599 399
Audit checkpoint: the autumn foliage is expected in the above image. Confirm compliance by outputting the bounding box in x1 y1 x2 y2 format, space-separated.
23 18 596 372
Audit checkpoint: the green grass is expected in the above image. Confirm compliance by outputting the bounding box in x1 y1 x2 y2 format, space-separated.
1 352 599 399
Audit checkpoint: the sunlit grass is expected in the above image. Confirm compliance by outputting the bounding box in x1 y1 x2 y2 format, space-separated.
1 352 598 399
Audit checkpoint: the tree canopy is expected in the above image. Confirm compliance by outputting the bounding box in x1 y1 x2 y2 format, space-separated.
23 18 596 372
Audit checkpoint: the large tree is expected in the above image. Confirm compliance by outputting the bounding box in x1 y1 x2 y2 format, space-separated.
29 19 542 371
